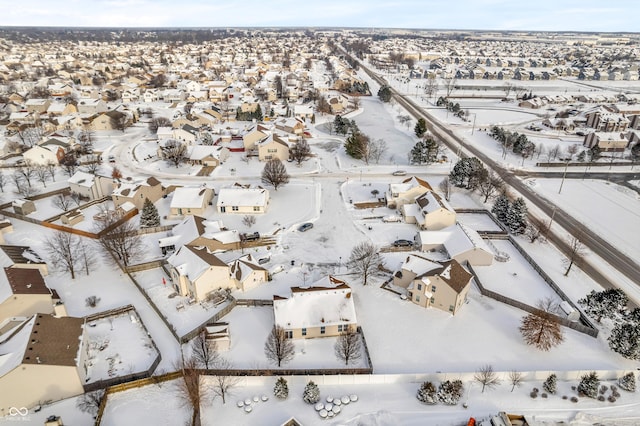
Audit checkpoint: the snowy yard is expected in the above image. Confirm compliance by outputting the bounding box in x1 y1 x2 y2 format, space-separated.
84 311 159 384
456 212 504 232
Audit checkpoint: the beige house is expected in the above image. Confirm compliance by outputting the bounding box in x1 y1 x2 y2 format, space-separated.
386 176 432 209
217 184 269 214
112 176 164 210
187 145 230 168
169 186 214 218
84 110 130 131
23 144 65 166
68 171 113 200
273 276 357 340
158 216 240 255
274 117 305 135
166 246 267 301
394 256 473 315
583 132 629 152
258 133 290 161
0 315 84 413
415 223 494 266
25 98 51 114
242 124 271 151
402 191 456 230
76 98 107 114
0 267 57 323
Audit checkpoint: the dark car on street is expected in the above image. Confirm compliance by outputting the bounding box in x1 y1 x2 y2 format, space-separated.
393 239 413 247
299 223 314 232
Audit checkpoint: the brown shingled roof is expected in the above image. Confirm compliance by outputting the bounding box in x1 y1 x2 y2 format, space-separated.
0 245 45 265
6 267 49 295
22 314 83 367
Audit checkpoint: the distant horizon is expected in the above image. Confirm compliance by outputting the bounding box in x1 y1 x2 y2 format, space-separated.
1 0 636 33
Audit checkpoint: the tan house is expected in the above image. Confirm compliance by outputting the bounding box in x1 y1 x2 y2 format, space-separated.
84 110 129 131
158 216 240 255
68 171 113 200
402 191 456 230
0 268 57 323
273 276 357 339
243 125 271 151
386 176 433 209
258 133 290 161
0 315 85 413
415 223 494 266
112 176 164 210
217 184 269 214
274 117 305 135
166 246 267 301
23 144 65 165
25 98 51 114
394 256 473 315
169 186 214 218
187 145 230 168
76 98 107 114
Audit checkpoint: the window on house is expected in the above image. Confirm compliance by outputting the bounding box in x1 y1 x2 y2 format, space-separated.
430 297 435 304
320 326 325 335
302 328 307 336
337 324 343 332
220 206 226 213
417 283 422 291
285 330 293 339
267 148 277 153
431 285 437 292
232 206 239 211
253 206 260 212
416 295 420 302
449 305 454 312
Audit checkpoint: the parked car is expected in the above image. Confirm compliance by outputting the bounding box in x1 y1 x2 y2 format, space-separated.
258 256 270 265
242 232 260 242
298 222 314 232
382 215 402 223
393 239 413 248
392 170 407 176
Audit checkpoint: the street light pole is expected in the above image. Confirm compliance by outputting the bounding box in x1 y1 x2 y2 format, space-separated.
471 113 477 135
558 160 569 194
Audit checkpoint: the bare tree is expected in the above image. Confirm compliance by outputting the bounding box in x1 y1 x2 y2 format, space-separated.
0 172 6 192
44 231 81 279
160 139 188 168
76 389 105 418
207 357 239 405
110 112 130 132
34 165 49 187
264 325 295 367
95 208 143 267
148 116 172 134
45 161 56 181
519 298 564 351
242 215 256 229
477 171 504 203
369 139 388 164
508 370 524 392
439 177 452 201
424 74 438 99
563 233 586 276
261 158 290 191
79 238 95 276
16 161 36 188
474 364 501 393
525 216 549 244
84 154 102 174
334 329 362 366
191 330 220 370
444 76 458 98
174 356 201 426
347 241 384 286
290 139 311 165
60 152 78 177
52 194 74 211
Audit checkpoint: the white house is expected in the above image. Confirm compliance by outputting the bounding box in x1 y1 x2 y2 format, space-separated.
216 184 270 214
68 171 113 200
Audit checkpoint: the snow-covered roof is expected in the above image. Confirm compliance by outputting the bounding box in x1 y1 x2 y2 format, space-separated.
167 245 226 282
273 276 357 330
217 187 269 208
0 316 33 378
68 170 96 187
417 223 491 258
188 145 226 161
400 254 443 276
170 186 211 209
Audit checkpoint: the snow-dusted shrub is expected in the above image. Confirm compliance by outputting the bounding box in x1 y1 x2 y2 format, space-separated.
570 396 579 403
303 381 320 404
543 374 557 394
578 371 600 399
437 380 463 405
274 377 289 400
619 372 636 392
608 395 617 403
597 395 605 401
416 382 437 405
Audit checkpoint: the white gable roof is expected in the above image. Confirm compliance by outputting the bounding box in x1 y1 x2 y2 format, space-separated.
170 186 210 209
217 187 269 208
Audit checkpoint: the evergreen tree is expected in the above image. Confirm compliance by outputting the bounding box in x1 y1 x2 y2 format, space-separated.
424 138 440 163
253 104 263 121
578 371 600 399
436 380 464 405
608 322 640 360
578 289 628 323
410 140 428 164
491 194 510 224
377 85 392 102
416 381 437 404
543 373 557 394
506 197 528 235
619 372 636 392
140 198 160 228
273 377 289 399
414 118 427 138
449 157 485 190
302 381 320 404
334 115 348 135
344 131 370 160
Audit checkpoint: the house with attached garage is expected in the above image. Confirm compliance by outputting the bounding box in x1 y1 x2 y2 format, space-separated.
258 133 290 162
402 190 456 231
187 145 230 168
68 171 113 200
415 223 494 266
0 314 85 413
0 266 64 324
166 245 267 301
158 215 240 255
273 276 357 339
111 176 165 210
216 183 270 214
169 186 215 218
386 176 432 209
23 143 65 166
393 256 473 315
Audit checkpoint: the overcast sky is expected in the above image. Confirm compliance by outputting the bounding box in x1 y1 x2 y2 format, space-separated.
1 0 635 32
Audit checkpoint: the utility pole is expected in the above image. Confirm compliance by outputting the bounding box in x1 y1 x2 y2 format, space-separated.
558 160 569 194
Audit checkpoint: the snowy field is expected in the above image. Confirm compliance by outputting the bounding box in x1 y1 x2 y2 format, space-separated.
456 212 503 232
527 178 640 261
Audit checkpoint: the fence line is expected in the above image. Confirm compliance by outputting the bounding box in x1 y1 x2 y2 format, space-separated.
124 259 165 273
235 299 273 307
